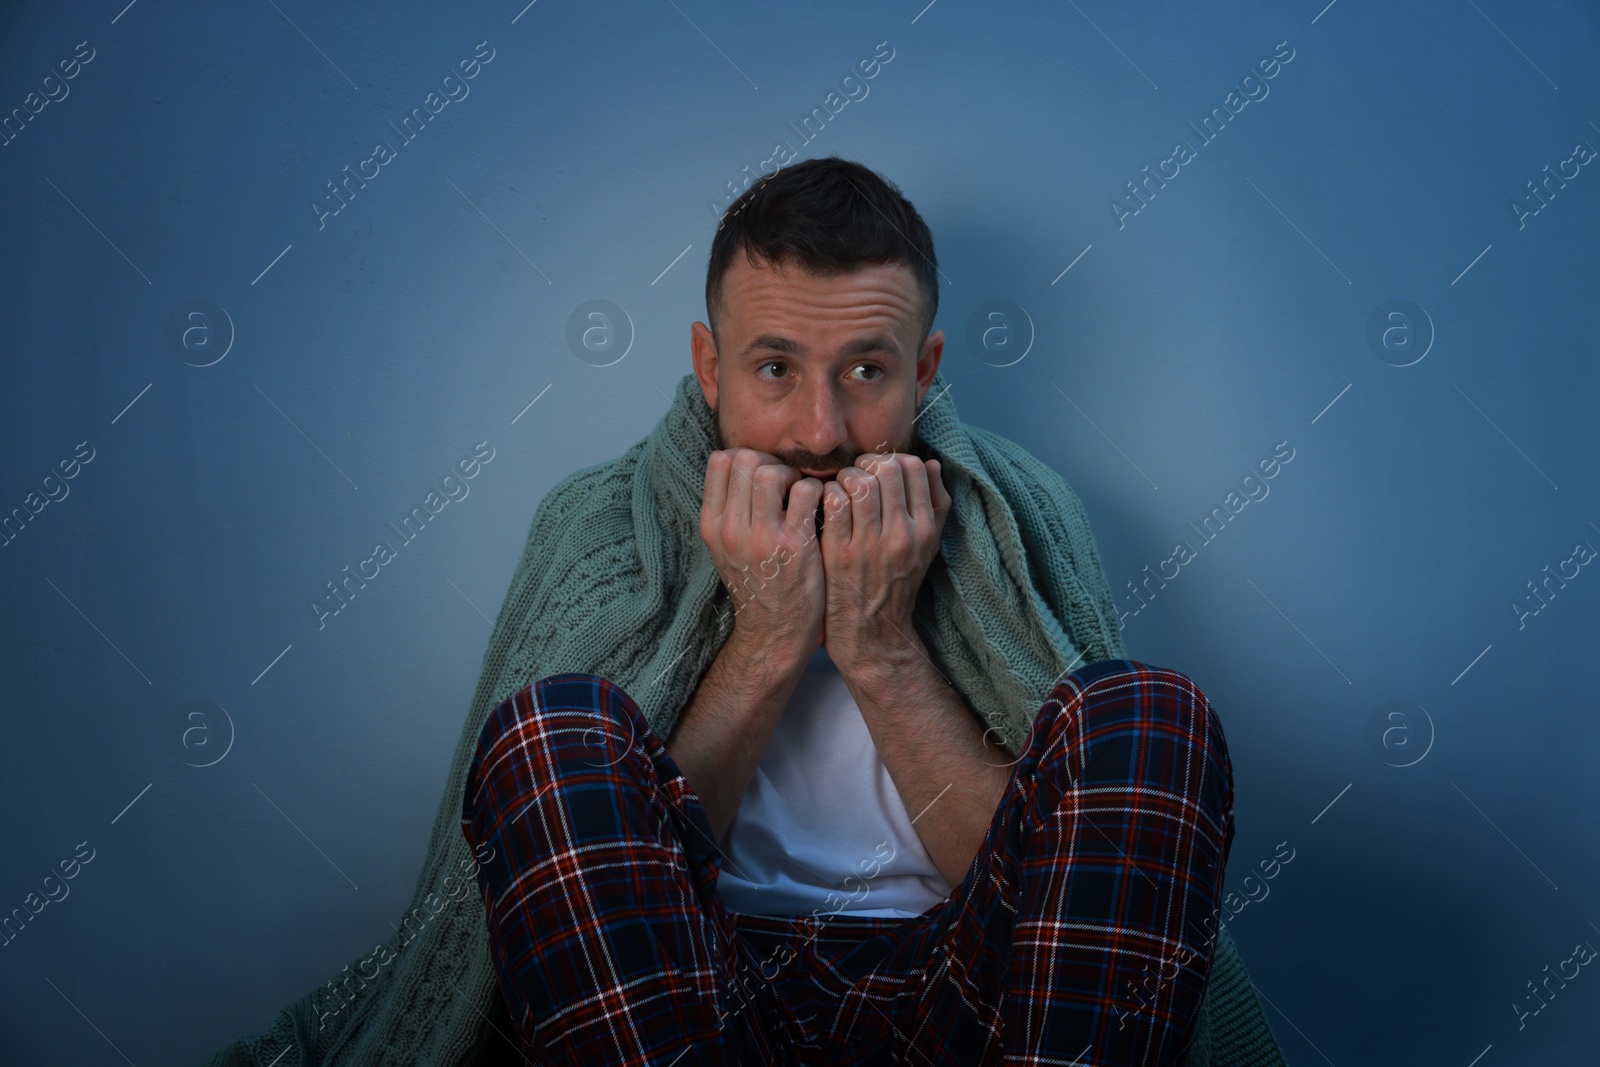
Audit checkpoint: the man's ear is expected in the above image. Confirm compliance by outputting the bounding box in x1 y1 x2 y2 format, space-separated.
915 328 944 407
691 320 720 410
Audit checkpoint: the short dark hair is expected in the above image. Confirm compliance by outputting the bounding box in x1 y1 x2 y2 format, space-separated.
705 156 939 349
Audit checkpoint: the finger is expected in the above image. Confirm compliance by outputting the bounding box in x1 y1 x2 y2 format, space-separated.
752 460 800 531
723 449 756 530
730 449 779 532
856 455 899 534
784 476 823 542
822 480 851 549
702 450 730 524
928 458 951 518
844 466 881 539
900 456 931 524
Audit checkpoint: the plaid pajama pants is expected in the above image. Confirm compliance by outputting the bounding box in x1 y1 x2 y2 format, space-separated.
459 657 1235 1066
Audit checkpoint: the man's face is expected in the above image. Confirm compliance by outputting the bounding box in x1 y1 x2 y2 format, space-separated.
690 253 944 481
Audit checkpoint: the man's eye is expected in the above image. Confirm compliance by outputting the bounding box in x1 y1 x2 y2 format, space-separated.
758 362 881 381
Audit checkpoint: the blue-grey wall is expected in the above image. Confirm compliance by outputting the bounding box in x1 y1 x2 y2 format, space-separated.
3 1 1597 1063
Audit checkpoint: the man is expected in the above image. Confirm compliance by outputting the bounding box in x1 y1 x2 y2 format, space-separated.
457 157 1288 1065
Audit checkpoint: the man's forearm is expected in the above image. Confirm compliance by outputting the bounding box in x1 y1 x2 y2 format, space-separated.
840 635 1014 889
663 629 809 848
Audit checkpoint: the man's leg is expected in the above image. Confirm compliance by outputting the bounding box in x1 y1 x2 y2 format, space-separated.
992 657 1235 1063
797 658 1235 1065
459 672 794 1066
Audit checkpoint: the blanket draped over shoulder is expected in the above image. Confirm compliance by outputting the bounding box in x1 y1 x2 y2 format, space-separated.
206 370 1285 1066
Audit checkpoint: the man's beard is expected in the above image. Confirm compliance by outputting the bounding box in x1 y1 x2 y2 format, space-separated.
710 403 930 538
709 405 928 476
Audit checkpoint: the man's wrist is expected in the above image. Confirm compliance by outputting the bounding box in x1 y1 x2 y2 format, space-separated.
726 624 813 689
831 622 926 690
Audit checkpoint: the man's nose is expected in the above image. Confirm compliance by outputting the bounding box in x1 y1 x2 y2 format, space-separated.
792 382 848 463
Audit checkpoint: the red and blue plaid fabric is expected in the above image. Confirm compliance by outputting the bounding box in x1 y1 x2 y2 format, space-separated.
460 657 1235 1065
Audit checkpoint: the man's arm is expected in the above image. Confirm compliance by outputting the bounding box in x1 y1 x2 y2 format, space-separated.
819 452 1013 889
838 632 1014 889
663 626 809 849
676 447 827 850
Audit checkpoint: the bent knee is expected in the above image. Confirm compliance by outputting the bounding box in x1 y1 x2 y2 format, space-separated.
1027 660 1233 844
1032 659 1230 783
1043 658 1218 730
463 673 647 821
490 672 650 771
476 672 625 746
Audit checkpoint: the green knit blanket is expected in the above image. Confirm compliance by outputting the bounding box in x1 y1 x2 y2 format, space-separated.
206 370 1285 1066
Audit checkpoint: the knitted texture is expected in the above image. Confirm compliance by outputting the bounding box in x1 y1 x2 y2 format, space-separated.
1201 921 1291 1065
204 369 1284 1066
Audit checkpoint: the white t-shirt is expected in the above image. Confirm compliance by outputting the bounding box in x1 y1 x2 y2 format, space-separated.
713 644 954 918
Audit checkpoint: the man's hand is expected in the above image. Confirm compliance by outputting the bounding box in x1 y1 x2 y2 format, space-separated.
700 448 827 673
819 453 950 676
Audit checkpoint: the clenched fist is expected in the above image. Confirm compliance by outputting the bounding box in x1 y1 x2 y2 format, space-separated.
699 448 827 670
818 452 950 676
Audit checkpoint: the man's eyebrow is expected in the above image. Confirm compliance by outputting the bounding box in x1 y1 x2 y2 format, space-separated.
737 334 899 361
